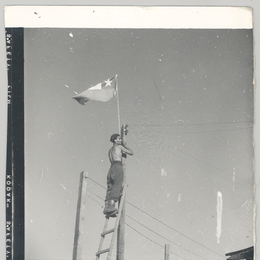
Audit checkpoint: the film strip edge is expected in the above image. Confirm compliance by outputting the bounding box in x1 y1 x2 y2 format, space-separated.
5 27 13 260
5 28 25 260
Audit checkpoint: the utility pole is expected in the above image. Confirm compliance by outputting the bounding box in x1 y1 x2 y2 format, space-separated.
164 244 170 260
117 123 128 260
72 171 88 260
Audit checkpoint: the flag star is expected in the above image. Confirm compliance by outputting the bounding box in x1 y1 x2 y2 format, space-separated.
104 79 112 87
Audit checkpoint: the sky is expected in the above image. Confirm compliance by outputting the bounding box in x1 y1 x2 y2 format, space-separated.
24 28 254 260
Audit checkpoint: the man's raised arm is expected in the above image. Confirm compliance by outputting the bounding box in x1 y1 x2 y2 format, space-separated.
121 140 133 156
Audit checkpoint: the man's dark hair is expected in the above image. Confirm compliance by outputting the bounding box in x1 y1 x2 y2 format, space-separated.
110 134 120 143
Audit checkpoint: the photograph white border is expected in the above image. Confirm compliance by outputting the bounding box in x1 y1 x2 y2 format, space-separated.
4 6 253 29
0 2 259 260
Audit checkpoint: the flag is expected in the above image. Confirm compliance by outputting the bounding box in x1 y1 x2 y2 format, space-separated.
73 75 117 105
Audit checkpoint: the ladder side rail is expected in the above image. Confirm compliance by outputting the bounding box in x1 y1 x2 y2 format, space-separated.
107 185 127 260
95 217 110 260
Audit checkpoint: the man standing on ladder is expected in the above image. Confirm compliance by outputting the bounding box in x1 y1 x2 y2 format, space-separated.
103 133 133 216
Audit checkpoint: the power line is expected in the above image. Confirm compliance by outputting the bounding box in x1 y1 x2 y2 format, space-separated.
130 123 253 182
163 127 252 135
112 122 253 188
85 185 187 259
132 125 252 135
88 188 191 259
130 120 253 128
87 178 225 259
125 223 164 248
87 188 210 260
134 133 253 189
86 189 104 207
126 223 189 260
159 145 252 189
126 200 225 258
87 185 209 260
173 146 253 188
127 215 209 260
88 177 106 189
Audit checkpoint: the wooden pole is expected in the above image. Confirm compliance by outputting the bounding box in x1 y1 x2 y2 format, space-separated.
164 244 170 260
107 185 127 260
116 166 126 260
117 123 127 260
72 171 88 260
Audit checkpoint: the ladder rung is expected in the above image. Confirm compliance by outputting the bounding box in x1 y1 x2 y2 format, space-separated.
101 228 115 237
96 248 109 256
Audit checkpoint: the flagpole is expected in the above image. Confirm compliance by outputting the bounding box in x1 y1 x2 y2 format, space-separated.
116 75 121 134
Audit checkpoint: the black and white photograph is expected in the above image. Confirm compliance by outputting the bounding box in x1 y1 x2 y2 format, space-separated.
3 6 256 260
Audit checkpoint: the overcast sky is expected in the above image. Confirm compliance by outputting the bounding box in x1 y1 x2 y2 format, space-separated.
24 27 254 260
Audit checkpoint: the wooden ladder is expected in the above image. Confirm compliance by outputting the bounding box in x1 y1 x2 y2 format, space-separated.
95 185 127 260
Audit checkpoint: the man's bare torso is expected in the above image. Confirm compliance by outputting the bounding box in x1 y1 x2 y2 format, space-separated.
108 145 122 164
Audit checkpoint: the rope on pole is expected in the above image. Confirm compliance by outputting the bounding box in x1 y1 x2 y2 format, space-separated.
115 75 121 134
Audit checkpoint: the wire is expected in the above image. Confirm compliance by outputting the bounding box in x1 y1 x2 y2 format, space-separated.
173 146 253 188
126 215 209 260
126 201 225 258
125 223 189 260
86 189 104 208
86 193 104 208
88 177 106 189
130 120 253 128
130 122 253 136
156 126 252 135
87 184 207 259
88 191 210 260
86 179 225 259
131 133 253 189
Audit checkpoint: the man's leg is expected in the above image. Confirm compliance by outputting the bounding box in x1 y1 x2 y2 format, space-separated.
107 163 124 202
103 166 118 215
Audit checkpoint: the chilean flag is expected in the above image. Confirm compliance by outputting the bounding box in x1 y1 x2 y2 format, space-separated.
73 75 117 105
